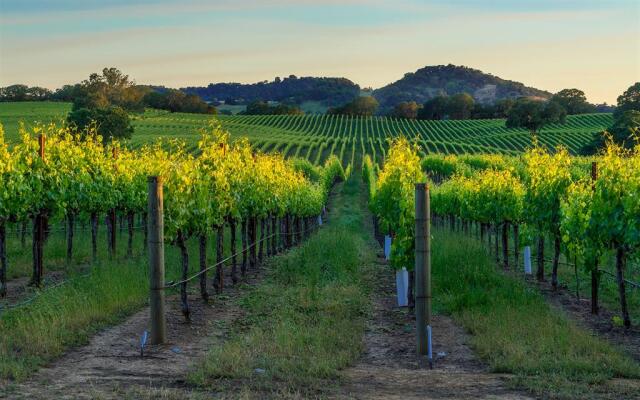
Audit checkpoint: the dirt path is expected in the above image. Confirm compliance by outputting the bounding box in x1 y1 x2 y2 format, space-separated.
4 268 261 400
334 253 532 400
334 186 532 400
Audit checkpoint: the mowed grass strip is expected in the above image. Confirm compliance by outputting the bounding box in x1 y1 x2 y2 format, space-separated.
433 230 640 399
0 260 148 382
189 177 373 395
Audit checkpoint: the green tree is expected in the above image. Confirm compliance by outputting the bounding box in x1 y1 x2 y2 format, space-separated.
581 84 640 154
27 87 52 101
471 99 514 119
614 82 640 118
143 91 167 109
243 100 301 115
494 98 515 118
392 101 420 119
67 106 133 141
72 67 144 112
447 93 475 119
610 110 640 144
550 88 595 115
52 84 82 102
506 98 566 134
143 89 215 114
245 100 272 115
582 111 640 154
328 96 378 116
417 96 448 120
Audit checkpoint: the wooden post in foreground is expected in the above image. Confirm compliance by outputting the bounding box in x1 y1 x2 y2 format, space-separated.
148 176 166 344
415 183 432 368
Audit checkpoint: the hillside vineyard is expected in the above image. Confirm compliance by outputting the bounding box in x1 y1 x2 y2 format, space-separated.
136 112 611 164
0 103 611 165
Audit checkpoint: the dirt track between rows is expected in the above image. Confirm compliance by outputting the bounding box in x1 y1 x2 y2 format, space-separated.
334 251 533 400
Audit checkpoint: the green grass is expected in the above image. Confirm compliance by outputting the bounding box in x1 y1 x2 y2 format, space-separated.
484 229 640 326
2 221 148 280
0 101 70 139
433 229 640 399
555 250 640 324
0 259 148 381
189 176 374 395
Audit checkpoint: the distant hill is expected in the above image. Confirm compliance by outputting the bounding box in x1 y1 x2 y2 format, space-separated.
182 76 360 108
373 64 552 112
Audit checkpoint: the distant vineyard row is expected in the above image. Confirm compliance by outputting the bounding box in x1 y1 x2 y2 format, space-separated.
136 111 612 165
0 102 612 166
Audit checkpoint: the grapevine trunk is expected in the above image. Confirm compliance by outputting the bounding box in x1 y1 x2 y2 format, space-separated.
552 235 561 290
615 247 631 328
66 213 74 262
199 235 208 302
176 231 190 321
215 225 224 293
536 235 545 281
230 219 238 284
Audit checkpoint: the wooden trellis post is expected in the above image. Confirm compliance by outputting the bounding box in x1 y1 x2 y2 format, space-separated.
415 183 432 368
148 176 166 344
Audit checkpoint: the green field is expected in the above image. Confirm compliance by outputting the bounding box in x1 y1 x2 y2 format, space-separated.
0 101 611 166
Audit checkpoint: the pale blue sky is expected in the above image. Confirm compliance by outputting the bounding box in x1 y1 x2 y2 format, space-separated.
1 0 638 103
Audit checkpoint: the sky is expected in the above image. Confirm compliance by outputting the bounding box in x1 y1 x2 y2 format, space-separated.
0 0 639 104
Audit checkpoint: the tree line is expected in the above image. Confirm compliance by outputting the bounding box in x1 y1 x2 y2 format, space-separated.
0 68 215 142
0 85 53 101
503 83 640 154
182 76 360 107
0 68 215 116
390 88 605 120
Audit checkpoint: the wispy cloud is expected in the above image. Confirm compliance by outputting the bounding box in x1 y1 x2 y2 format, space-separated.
0 0 399 25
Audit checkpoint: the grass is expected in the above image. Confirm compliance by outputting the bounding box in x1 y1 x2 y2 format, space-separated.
0 259 148 382
483 229 640 325
0 101 69 140
1 218 243 281
555 251 640 324
432 229 640 399
189 176 374 395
